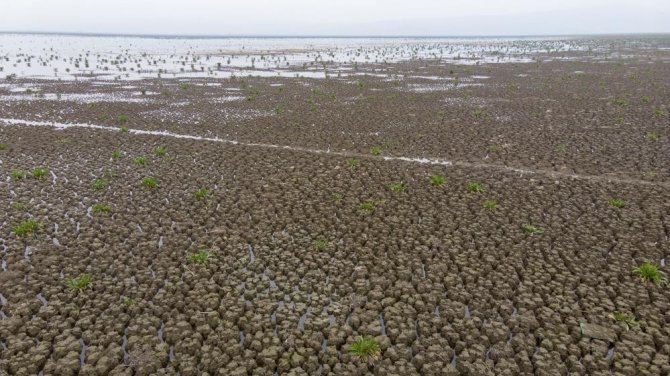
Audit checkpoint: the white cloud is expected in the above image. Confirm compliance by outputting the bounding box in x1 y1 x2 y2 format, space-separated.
0 0 668 35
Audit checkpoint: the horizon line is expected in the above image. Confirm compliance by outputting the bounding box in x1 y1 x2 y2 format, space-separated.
2 30 669 40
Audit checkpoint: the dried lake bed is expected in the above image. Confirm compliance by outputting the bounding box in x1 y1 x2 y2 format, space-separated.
1 34 670 375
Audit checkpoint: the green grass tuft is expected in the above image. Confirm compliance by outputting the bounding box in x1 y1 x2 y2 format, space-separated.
609 312 639 331
14 219 40 237
430 175 445 187
154 146 167 157
608 199 625 208
347 158 360 169
11 170 27 180
67 274 92 291
32 167 48 179
92 203 111 214
188 251 211 265
633 262 667 287
483 200 498 210
314 239 329 252
133 156 147 166
388 182 406 193
348 336 381 363
522 224 544 235
370 146 382 156
141 177 158 189
467 182 485 193
195 188 210 200
92 179 108 190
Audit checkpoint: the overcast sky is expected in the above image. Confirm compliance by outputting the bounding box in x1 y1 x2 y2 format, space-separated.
1 0 668 36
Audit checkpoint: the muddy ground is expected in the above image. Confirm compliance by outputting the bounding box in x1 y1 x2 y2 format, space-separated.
1 37 670 375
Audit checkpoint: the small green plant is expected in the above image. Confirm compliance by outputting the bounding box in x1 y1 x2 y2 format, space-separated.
67 274 92 291
653 108 666 117
646 132 659 141
388 182 406 193
609 312 639 331
188 251 211 265
314 239 329 252
195 188 210 200
641 95 651 103
103 169 116 179
333 192 343 203
92 203 111 214
483 200 498 210
14 219 40 237
0 143 7 150
32 167 48 179
274 103 285 114
118 115 129 123
633 262 667 287
11 170 27 180
120 126 129 133
12 202 26 211
522 224 544 235
347 158 360 169
112 150 123 159
608 199 625 208
359 200 377 213
154 146 167 157
370 146 382 156
613 98 627 107
348 336 381 363
141 177 158 189
467 182 485 193
430 175 445 187
92 179 108 190
472 108 486 118
133 156 147 166
122 297 136 306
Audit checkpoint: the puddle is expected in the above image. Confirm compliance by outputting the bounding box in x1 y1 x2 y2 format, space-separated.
451 353 458 368
79 338 87 366
248 244 255 264
379 313 387 336
36 293 48 306
158 321 165 343
121 327 129 364
298 310 308 331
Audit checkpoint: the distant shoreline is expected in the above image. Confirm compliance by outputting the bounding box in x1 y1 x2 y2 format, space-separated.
1 31 668 40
